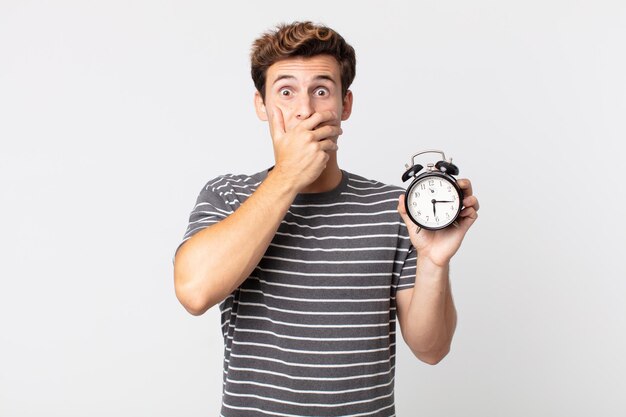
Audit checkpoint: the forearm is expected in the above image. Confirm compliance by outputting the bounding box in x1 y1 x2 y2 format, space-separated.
395 178 477 364
174 170 298 315
402 258 457 364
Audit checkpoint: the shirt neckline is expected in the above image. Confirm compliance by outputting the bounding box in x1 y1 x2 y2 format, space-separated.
260 168 349 204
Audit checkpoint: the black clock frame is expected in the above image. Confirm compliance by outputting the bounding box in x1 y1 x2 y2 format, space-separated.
404 170 464 231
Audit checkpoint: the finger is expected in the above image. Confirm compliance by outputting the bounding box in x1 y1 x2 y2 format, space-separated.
457 207 478 231
311 125 343 141
298 110 339 131
397 195 411 220
397 194 406 214
397 196 426 238
462 195 480 212
459 206 478 220
318 138 339 152
457 178 473 197
269 106 286 138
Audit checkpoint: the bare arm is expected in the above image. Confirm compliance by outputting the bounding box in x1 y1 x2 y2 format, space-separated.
174 109 342 315
396 179 479 364
396 261 457 365
174 172 298 315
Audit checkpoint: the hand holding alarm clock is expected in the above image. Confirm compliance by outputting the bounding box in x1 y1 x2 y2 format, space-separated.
398 149 479 267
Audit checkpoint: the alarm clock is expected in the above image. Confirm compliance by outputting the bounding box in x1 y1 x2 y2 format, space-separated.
402 150 464 230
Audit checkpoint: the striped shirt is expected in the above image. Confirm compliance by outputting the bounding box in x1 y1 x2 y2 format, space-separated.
180 169 417 417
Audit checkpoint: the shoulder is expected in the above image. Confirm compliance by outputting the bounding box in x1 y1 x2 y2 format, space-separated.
193 170 267 210
202 171 267 194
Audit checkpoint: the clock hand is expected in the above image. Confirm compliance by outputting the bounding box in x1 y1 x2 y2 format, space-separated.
431 199 436 216
434 200 454 203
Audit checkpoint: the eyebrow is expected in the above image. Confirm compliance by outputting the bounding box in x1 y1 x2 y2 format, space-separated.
272 74 337 85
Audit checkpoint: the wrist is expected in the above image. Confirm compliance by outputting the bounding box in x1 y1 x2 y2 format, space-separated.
265 168 300 200
416 255 450 279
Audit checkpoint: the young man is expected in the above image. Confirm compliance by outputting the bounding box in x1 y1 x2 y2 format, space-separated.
174 21 479 417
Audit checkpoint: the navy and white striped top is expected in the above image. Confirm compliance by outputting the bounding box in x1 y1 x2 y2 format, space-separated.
181 169 417 417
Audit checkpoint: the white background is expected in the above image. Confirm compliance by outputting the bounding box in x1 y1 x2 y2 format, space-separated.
1 1 625 416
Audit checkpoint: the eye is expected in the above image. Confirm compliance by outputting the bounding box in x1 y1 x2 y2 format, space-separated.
314 87 329 97
279 88 292 97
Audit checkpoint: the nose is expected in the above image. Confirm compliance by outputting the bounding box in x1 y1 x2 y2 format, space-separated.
295 95 314 120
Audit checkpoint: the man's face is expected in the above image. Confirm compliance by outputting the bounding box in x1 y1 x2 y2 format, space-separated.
255 54 353 135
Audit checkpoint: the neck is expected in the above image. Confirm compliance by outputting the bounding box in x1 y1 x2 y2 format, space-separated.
301 152 342 194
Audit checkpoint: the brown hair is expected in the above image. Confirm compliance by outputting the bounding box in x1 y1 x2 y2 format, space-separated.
251 21 356 100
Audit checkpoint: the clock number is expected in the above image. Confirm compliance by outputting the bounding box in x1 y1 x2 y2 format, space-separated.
420 184 426 190
414 191 420 198
435 216 440 223
426 215 430 221
428 180 434 186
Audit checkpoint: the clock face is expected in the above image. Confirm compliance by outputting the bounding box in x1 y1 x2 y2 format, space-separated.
406 173 462 230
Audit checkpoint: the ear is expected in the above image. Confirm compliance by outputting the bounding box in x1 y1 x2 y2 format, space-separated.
341 90 353 121
254 91 268 121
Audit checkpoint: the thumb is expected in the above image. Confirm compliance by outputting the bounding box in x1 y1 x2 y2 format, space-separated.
397 194 411 224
